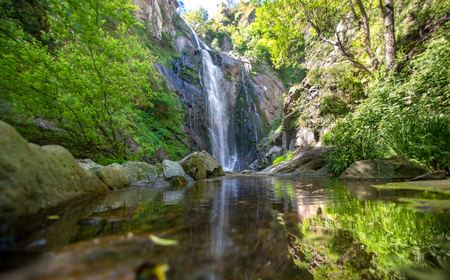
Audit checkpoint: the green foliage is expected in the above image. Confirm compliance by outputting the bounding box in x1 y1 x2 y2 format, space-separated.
0 0 189 162
326 37 450 174
380 114 450 170
273 151 295 165
319 95 349 117
184 7 209 32
307 64 366 104
251 0 306 68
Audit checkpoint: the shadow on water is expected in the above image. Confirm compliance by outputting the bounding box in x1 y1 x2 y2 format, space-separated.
0 176 449 279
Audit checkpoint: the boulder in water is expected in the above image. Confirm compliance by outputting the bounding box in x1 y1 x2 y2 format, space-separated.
162 160 192 186
92 164 131 190
340 159 430 181
180 151 224 180
123 161 162 182
262 146 333 176
122 161 168 187
0 121 108 225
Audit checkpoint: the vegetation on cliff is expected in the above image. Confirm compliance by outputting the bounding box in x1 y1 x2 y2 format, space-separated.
186 0 449 174
0 0 189 163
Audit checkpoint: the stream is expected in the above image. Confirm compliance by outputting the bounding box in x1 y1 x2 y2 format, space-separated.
1 175 449 279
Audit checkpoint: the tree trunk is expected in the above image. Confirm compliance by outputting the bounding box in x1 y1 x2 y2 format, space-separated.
354 0 380 70
380 0 396 70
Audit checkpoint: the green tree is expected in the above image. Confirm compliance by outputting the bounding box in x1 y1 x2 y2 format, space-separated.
185 7 209 34
0 0 189 160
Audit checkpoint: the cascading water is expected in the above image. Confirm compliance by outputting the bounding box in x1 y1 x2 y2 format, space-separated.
190 26 238 171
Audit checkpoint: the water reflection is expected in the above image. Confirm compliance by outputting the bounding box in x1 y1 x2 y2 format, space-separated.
0 176 448 280
288 180 450 279
210 179 237 261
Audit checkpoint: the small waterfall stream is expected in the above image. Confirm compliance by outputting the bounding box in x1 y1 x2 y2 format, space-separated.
190 27 238 171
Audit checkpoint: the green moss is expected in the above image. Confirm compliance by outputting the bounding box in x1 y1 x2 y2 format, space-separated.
273 151 295 165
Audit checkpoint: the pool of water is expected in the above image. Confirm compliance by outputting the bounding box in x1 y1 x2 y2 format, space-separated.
1 175 449 279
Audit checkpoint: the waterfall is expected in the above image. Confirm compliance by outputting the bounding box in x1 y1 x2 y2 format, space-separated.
189 24 238 171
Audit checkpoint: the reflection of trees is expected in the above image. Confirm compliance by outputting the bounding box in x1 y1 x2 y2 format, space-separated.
285 181 450 279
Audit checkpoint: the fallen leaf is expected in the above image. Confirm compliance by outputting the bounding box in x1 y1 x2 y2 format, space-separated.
149 235 178 246
47 215 60 220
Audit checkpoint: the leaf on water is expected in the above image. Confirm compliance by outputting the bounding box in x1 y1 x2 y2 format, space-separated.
47 215 60 220
136 262 169 280
149 235 178 246
154 263 169 280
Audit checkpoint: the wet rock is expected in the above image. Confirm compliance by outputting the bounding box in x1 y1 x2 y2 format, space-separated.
262 146 333 176
0 121 108 225
180 151 224 180
92 164 131 190
122 161 163 183
162 160 192 186
77 159 103 171
340 159 430 181
412 171 447 181
250 144 286 171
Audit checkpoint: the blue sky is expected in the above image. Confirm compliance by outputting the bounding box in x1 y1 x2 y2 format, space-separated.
182 0 223 17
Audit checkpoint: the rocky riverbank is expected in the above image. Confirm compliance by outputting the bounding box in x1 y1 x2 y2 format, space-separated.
0 121 224 234
257 145 447 181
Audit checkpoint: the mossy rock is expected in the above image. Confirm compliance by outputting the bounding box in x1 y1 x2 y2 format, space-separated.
340 159 430 181
0 121 108 227
122 161 163 183
162 160 192 187
179 151 225 180
92 164 131 190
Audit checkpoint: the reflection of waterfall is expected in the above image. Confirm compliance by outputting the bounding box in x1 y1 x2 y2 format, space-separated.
209 179 237 279
189 25 238 171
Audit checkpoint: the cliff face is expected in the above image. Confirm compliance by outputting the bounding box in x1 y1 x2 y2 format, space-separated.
133 0 284 169
132 0 178 40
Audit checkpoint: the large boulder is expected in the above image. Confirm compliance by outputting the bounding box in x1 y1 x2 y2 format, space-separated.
340 159 430 181
162 160 192 186
179 151 224 180
0 121 108 225
122 161 163 183
122 161 169 188
92 164 131 190
262 146 333 177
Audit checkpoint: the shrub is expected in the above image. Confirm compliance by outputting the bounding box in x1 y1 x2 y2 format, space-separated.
326 36 450 174
319 95 349 117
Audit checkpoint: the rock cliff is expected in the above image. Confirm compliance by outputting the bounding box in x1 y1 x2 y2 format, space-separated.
133 0 284 169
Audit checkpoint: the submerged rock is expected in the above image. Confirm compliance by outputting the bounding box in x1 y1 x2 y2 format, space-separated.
162 160 192 186
92 164 131 190
0 121 108 225
262 146 333 176
180 151 224 180
340 159 430 181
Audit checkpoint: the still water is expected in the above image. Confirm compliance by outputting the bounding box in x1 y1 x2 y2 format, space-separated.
1 175 449 279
